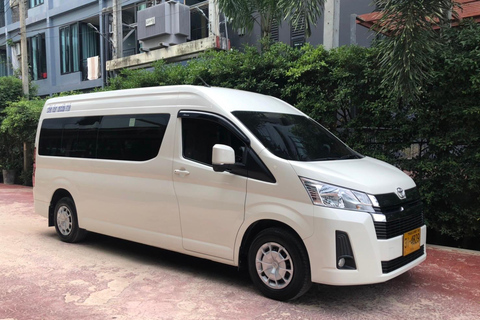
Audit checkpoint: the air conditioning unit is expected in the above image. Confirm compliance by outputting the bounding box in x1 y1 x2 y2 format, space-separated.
137 1 191 51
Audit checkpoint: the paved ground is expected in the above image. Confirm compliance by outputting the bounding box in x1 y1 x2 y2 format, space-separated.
1 184 480 320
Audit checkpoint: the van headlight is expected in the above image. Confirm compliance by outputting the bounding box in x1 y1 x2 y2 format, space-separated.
300 177 379 213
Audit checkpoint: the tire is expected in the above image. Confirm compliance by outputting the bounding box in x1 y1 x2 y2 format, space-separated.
248 227 312 301
53 197 87 243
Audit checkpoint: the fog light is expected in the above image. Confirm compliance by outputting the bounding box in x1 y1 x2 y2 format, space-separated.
336 231 357 269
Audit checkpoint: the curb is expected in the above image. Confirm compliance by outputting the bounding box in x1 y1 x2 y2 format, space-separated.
427 244 480 256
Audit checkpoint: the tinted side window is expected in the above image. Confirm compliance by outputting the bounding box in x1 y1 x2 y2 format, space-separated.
39 114 170 161
66 117 101 158
182 118 246 165
38 118 65 156
39 116 101 158
97 114 170 161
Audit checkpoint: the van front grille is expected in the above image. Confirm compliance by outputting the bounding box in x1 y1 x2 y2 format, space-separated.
374 203 424 239
373 187 424 240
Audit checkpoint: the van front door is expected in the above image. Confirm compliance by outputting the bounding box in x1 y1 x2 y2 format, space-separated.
172 113 247 261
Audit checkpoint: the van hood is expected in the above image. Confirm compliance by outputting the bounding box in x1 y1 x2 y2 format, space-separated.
289 156 416 196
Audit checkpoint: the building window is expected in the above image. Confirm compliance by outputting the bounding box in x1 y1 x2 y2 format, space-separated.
60 23 99 76
191 4 209 40
80 23 100 79
0 1 5 28
29 0 44 8
137 1 148 10
60 23 80 74
0 49 7 77
28 33 47 80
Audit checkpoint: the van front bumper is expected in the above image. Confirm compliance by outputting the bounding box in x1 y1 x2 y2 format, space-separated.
305 206 426 286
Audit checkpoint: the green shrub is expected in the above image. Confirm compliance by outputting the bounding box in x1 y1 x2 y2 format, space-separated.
1 98 44 143
409 21 480 243
0 98 45 185
0 76 24 112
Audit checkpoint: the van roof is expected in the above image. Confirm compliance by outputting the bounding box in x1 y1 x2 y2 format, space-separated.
43 85 303 116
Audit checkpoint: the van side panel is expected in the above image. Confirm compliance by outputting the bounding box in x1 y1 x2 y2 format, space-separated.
35 106 183 251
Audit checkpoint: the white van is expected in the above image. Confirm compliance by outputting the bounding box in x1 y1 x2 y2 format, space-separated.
34 85 426 300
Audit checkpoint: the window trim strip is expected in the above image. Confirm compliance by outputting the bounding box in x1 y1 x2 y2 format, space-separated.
177 110 250 145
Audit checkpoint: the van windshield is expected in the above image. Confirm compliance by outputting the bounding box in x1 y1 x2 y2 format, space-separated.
232 111 362 162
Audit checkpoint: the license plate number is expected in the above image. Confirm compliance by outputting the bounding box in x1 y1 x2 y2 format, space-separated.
403 227 421 256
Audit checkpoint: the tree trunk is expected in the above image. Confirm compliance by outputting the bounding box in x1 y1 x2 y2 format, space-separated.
23 142 33 186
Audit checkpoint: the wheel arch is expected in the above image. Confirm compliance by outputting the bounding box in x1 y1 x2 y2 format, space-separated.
48 189 74 227
237 219 310 272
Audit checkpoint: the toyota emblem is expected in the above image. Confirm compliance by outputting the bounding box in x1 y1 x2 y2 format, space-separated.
396 187 406 200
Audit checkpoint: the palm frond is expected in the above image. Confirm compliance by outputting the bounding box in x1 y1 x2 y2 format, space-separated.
373 0 457 103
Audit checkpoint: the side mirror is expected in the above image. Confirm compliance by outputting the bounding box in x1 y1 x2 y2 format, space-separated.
212 144 235 172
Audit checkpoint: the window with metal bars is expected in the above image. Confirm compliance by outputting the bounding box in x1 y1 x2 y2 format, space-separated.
291 14 306 48
270 19 279 42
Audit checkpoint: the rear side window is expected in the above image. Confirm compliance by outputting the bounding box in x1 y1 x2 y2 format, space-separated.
97 115 169 161
39 114 170 161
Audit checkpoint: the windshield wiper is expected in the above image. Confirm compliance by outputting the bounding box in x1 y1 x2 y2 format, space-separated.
339 154 360 160
312 157 341 161
311 154 360 161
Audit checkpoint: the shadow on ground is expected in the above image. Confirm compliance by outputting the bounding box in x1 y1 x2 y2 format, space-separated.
43 229 416 308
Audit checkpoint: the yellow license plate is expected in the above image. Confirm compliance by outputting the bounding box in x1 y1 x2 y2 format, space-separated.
403 227 421 256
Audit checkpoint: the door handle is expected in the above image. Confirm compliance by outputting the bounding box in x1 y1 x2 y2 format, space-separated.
174 169 190 177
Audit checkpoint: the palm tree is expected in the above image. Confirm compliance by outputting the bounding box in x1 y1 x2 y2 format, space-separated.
373 0 457 103
217 0 325 43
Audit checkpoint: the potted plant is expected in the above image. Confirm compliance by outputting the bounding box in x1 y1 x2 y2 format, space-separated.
2 165 16 185
0 135 20 185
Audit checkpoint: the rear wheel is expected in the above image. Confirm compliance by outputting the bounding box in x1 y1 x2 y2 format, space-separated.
248 228 311 301
53 197 87 243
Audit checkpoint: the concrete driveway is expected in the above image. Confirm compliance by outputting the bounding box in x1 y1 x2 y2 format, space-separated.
1 184 479 320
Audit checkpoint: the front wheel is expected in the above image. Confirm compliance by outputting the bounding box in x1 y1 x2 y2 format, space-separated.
248 228 312 301
53 197 87 243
